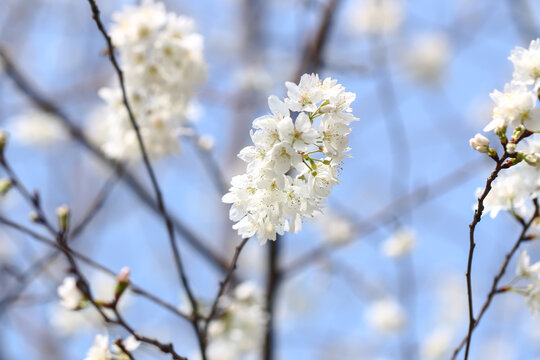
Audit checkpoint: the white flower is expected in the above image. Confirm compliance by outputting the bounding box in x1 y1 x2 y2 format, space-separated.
57 276 84 310
90 0 207 161
480 168 534 219
404 32 451 85
365 298 406 333
314 211 354 245
381 227 416 258
84 334 139 360
223 74 358 243
485 84 540 132
421 327 454 360
469 133 490 153
196 134 214 152
285 74 324 112
348 0 403 35
84 334 112 360
207 282 267 359
517 250 540 279
8 110 66 146
509 39 540 89
526 283 540 316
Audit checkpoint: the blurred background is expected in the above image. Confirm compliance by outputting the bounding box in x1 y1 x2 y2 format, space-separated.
1 0 540 359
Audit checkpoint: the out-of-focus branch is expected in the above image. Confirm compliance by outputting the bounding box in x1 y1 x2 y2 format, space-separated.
0 46 229 274
0 168 120 313
0 151 189 359
261 1 343 358
283 157 487 276
293 0 341 81
263 238 281 360
0 215 193 322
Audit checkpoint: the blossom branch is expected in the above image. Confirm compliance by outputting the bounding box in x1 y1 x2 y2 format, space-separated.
452 198 539 359
84 0 201 327
0 216 193 323
204 237 250 328
0 217 189 360
263 238 281 360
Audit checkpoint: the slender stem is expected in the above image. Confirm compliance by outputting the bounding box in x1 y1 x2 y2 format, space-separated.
452 198 539 359
204 237 250 331
263 238 281 360
463 153 509 359
84 1 205 357
0 216 193 322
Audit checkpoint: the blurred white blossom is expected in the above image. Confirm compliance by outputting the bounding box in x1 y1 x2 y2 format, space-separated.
421 327 454 360
365 298 406 333
84 334 139 360
314 211 354 245
348 0 404 36
207 282 267 360
57 276 84 310
90 0 206 160
9 110 66 146
381 227 416 258
404 33 451 85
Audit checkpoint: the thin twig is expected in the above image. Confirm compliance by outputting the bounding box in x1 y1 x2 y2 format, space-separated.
85 1 207 356
452 198 539 359
463 152 510 359
263 238 281 360
204 237 250 332
0 216 193 322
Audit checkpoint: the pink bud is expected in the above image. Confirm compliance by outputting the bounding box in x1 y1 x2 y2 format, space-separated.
117 267 131 283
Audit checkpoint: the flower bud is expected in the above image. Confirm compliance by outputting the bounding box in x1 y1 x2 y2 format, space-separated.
196 135 214 152
512 125 526 141
116 267 131 283
29 211 39 222
469 133 490 153
506 142 517 154
525 153 540 167
56 204 70 232
0 178 12 195
115 267 131 300
0 130 8 150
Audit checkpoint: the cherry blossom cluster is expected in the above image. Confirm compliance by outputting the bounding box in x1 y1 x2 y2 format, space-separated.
513 250 540 316
84 334 139 360
206 282 267 360
222 73 358 243
91 0 206 160
470 39 540 218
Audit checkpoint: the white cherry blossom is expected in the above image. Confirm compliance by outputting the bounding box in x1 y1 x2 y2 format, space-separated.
223 74 358 243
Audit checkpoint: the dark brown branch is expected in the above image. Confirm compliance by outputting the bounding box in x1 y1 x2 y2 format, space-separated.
0 165 120 314
204 237 250 331
293 0 341 81
0 216 193 323
263 239 281 360
462 151 510 359
452 198 539 359
0 158 188 359
84 0 201 330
